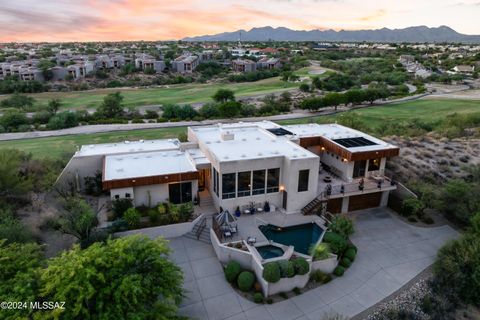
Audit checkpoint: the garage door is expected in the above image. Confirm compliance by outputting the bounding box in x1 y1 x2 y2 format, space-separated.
348 192 382 212
327 198 342 214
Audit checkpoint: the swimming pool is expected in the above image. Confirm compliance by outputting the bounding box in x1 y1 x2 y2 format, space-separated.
255 245 285 259
259 223 324 255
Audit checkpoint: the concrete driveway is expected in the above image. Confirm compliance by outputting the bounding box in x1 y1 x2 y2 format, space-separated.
171 208 458 320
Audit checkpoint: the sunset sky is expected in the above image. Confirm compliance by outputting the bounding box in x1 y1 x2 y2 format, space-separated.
1 0 479 42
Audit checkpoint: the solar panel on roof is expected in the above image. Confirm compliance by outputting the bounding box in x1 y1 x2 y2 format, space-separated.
267 128 294 136
332 137 378 148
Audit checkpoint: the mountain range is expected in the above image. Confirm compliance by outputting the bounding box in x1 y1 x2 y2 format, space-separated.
183 26 480 43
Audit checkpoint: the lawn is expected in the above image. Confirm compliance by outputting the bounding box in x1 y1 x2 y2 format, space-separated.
278 99 480 129
0 77 300 111
1 98 478 160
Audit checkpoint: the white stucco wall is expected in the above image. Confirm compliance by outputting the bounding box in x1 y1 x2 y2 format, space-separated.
132 180 198 207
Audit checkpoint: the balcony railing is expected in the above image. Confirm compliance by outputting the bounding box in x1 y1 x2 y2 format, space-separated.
318 176 395 200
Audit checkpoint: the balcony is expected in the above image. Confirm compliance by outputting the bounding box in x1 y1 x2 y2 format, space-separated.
316 171 396 201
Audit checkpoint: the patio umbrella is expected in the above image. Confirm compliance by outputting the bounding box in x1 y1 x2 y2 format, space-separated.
215 210 237 228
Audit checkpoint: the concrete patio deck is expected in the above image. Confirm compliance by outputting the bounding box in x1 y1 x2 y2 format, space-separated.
171 207 458 320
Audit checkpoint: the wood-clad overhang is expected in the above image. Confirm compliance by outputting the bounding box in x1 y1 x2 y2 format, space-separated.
299 136 400 161
102 171 199 190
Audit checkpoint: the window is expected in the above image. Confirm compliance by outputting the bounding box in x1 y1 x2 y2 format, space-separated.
252 170 266 195
114 195 120 199
169 182 192 204
368 158 381 171
213 168 218 195
125 193 131 198
222 173 236 199
267 168 280 193
237 171 251 197
298 169 309 192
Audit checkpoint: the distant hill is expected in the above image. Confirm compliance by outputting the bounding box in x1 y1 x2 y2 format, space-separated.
183 26 480 43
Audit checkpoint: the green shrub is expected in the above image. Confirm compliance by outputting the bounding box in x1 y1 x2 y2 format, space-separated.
421 216 435 224
112 198 133 218
237 271 255 292
408 216 418 223
292 258 309 275
329 215 354 238
347 243 357 253
278 260 295 278
309 270 332 284
334 266 345 277
253 292 263 303
224 261 241 283
279 292 288 299
340 257 352 268
123 208 140 229
148 209 160 223
266 298 273 304
310 243 331 261
293 287 302 295
344 248 356 261
402 197 424 217
263 262 281 283
323 232 348 254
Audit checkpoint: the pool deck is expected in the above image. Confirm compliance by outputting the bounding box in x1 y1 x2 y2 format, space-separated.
175 207 459 320
220 210 326 245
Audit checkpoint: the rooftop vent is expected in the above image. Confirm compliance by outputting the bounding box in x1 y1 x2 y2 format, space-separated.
221 131 235 141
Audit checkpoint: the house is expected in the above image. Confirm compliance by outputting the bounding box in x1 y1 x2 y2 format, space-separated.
19 67 44 81
453 65 475 74
171 54 199 73
57 121 399 215
199 50 215 62
257 57 281 70
66 62 94 79
232 59 257 72
134 53 165 73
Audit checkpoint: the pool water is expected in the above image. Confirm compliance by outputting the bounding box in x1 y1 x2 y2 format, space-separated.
256 245 285 259
259 223 324 255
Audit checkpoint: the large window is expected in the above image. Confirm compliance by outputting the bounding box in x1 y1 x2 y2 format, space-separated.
169 182 192 204
368 158 381 171
267 168 280 193
237 171 251 197
298 169 309 192
213 168 218 195
222 173 236 199
252 170 266 195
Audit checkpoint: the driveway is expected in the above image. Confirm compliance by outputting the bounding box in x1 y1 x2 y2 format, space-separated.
169 208 458 320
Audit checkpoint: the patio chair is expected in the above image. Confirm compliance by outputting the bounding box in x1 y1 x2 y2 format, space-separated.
229 225 238 234
247 236 256 246
255 203 263 213
223 230 232 239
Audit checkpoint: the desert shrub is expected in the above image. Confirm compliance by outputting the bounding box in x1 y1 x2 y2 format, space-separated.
344 248 356 261
310 270 332 284
224 261 241 283
253 292 263 303
278 260 295 278
279 292 288 299
266 298 273 304
123 208 140 229
329 215 354 238
112 198 133 218
293 287 302 295
263 262 281 283
310 243 331 261
237 271 255 292
340 257 352 268
334 266 345 277
402 197 424 217
292 258 309 275
148 209 159 223
322 232 348 254
421 216 434 225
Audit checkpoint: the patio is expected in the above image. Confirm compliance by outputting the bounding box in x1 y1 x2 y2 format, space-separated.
212 209 326 245
173 207 458 320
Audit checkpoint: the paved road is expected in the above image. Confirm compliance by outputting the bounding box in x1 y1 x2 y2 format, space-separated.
172 208 457 320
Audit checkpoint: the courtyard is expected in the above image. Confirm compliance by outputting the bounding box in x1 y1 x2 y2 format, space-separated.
171 207 458 320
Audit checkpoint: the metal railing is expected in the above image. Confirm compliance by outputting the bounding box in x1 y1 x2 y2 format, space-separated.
317 176 395 200
195 216 207 240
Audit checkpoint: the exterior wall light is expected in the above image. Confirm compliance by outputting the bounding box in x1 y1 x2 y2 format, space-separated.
279 185 285 192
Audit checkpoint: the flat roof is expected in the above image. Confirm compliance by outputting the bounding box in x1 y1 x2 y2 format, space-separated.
282 123 397 152
191 122 318 162
104 150 197 181
75 139 181 157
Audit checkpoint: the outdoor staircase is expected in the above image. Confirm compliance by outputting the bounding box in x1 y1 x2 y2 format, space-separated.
184 216 211 244
302 197 324 215
199 194 214 208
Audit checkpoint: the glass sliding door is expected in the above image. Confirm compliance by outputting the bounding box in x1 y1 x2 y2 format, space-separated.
237 171 251 197
222 173 236 199
252 170 266 195
169 182 192 204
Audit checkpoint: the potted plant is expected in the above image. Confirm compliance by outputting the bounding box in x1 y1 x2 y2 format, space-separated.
263 201 270 212
193 196 199 205
235 206 241 217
